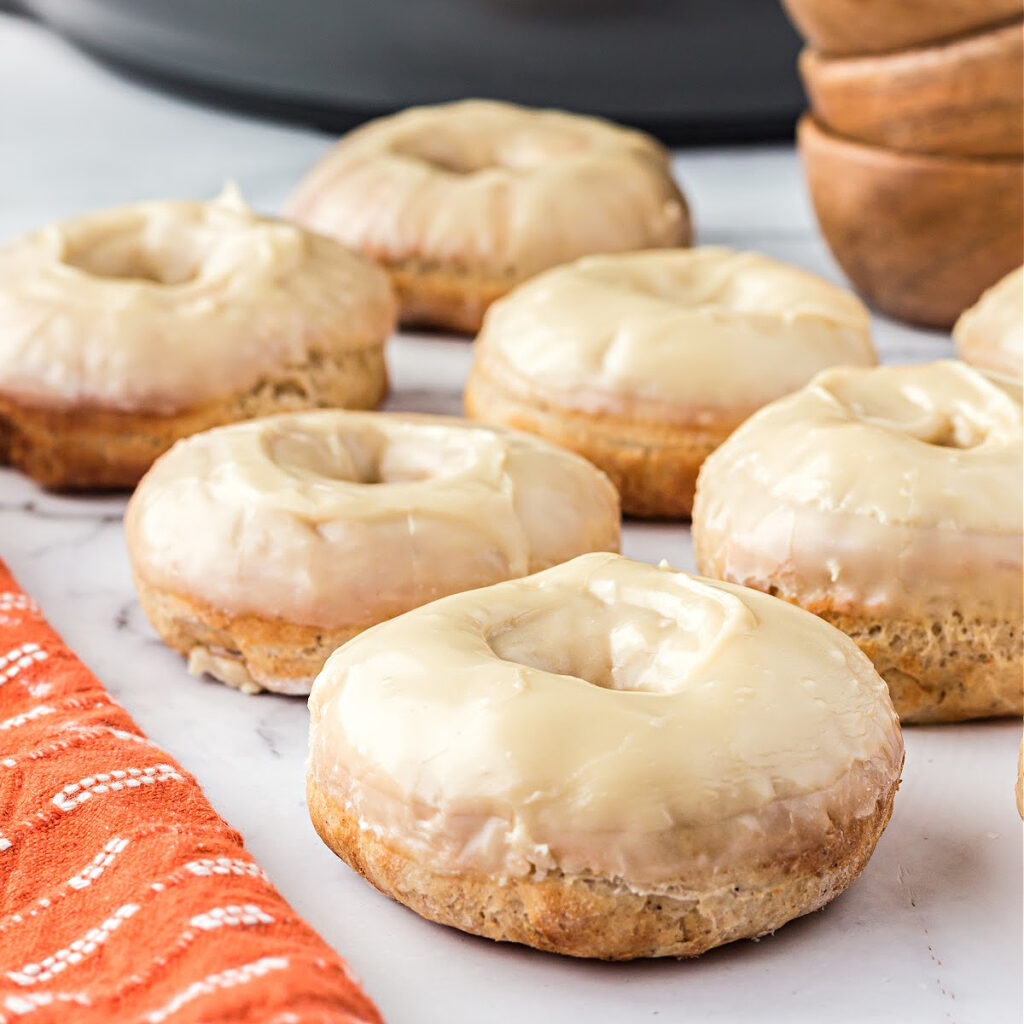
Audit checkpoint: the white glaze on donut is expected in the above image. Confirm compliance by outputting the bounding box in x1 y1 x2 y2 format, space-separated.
0 190 394 413
693 361 1023 618
473 248 876 423
285 100 689 282
307 553 903 887
125 412 620 627
954 266 1023 382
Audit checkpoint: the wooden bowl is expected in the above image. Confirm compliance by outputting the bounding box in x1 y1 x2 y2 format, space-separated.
800 21 1023 157
781 0 1022 56
799 115 1023 328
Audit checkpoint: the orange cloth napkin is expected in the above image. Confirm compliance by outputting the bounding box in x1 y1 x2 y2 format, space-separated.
0 560 383 1024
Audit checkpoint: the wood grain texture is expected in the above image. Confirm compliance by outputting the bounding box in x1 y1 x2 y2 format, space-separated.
800 21 1023 157
782 0 1021 56
798 115 1023 328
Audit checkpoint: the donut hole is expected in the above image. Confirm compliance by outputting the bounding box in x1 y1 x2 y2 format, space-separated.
919 417 987 449
487 590 731 694
578 254 814 316
392 124 592 176
62 219 208 286
392 135 491 175
822 375 994 449
266 422 488 486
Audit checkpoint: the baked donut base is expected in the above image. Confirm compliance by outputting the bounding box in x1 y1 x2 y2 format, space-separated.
0 345 387 491
390 263 511 335
307 776 899 960
704 569 1022 722
465 360 740 519
813 605 1023 724
134 577 368 696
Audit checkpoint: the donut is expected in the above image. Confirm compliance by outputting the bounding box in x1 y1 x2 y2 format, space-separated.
284 99 690 334
125 411 620 694
692 360 1023 723
0 192 394 490
465 247 876 517
307 552 903 960
953 265 1023 382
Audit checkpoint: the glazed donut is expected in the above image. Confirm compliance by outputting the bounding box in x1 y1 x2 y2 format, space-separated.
465 247 876 517
125 411 619 694
693 360 1023 723
0 191 394 490
953 265 1023 381
284 99 690 333
307 552 903 960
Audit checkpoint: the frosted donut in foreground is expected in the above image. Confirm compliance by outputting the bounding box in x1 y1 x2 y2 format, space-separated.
125 411 619 695
465 247 876 517
693 361 1023 723
285 99 691 333
953 265 1023 382
307 552 903 960
0 191 394 489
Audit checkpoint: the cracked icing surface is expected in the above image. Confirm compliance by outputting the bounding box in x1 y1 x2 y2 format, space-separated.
307 553 902 885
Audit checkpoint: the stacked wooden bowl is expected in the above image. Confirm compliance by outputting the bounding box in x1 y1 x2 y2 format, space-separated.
783 0 1023 328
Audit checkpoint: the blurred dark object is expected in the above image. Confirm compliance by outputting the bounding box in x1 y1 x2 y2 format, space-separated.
14 0 804 143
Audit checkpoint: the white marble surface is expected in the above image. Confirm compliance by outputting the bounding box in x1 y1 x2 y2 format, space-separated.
1 14 1021 1024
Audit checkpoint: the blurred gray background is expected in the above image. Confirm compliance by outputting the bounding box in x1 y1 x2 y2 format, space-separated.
9 0 804 142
